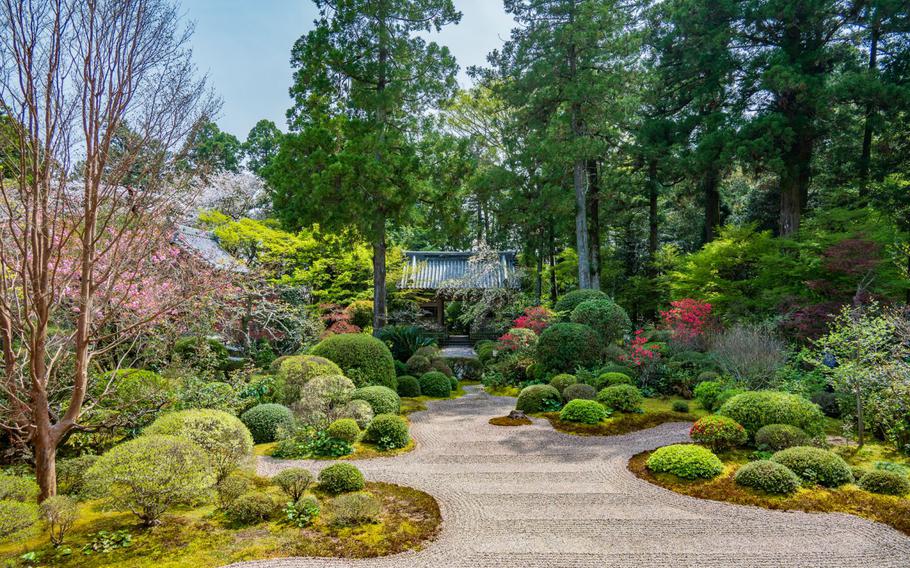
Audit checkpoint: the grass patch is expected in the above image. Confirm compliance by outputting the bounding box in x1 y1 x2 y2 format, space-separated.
629 450 910 536
489 416 532 426
0 482 441 567
484 385 520 397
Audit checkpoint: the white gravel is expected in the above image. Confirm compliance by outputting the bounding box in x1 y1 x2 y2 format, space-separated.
229 386 910 568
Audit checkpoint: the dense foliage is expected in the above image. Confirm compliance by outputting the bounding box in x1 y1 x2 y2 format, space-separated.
310 334 397 390
718 392 825 439
734 460 801 495
646 444 724 480
770 447 854 488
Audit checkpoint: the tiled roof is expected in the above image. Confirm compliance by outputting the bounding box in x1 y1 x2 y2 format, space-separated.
399 250 518 290
173 225 248 273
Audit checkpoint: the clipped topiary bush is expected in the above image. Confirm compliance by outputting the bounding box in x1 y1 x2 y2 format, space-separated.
516 384 563 413
145 409 253 483
559 399 608 424
419 371 452 398
241 403 294 444
0 500 38 539
318 463 365 494
693 380 723 411
554 289 608 316
350 385 400 415
646 444 724 480
226 491 283 525
754 424 811 452
718 391 825 438
598 372 634 388
363 414 410 450
0 476 38 502
295 374 357 427
570 298 631 343
689 415 748 451
330 492 381 526
326 418 361 443
672 400 690 413
597 384 643 413
448 375 459 391
562 383 597 401
549 373 577 393
310 333 397 390
86 435 214 525
406 355 432 376
734 460 801 495
536 323 601 372
272 468 314 501
396 375 421 397
771 446 853 487
858 470 910 496
276 355 342 406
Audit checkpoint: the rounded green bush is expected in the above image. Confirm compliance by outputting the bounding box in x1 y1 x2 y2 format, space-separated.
599 372 634 387
56 455 99 496
599 363 636 377
330 491 381 526
718 391 825 438
145 409 253 483
559 399 608 424
689 415 747 451
693 381 723 411
241 403 294 444
536 323 601 372
597 384 643 413
276 355 343 405
754 424 811 452
318 463 365 494
272 468 314 501
734 460 801 495
226 491 282 525
217 472 253 508
0 476 38 502
646 444 724 479
363 414 410 450
770 446 853 487
405 355 432 376
326 418 361 443
0 500 38 538
562 383 597 401
448 375 459 391
310 334 397 390
431 358 455 377
350 385 400 415
672 400 690 413
554 289 608 316
548 373 577 393
714 388 744 410
396 375 421 397
570 299 630 343
858 470 910 496
339 399 374 429
86 435 214 525
516 384 563 413
419 371 452 398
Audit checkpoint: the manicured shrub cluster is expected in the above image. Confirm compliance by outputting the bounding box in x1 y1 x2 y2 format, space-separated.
363 414 410 450
406 355 432 376
689 415 747 451
326 418 361 443
226 491 282 525
754 424 811 451
310 333 397 390
536 323 601 372
396 375 421 397
554 289 607 316
597 384 643 412
272 468 313 501
559 399 608 424
734 460 801 495
770 447 853 487
516 384 563 413
599 372 634 387
672 400 690 413
646 444 724 480
241 403 294 444
718 391 825 438
857 470 910 496
569 298 630 343
562 383 597 401
277 355 342 405
351 385 400 415
693 381 723 411
549 373 577 393
330 492 381 526
419 371 452 398
339 399 374 429
318 463 365 494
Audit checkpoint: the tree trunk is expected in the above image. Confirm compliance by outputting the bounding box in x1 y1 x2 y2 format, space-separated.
567 26 590 290
859 20 879 193
703 165 720 243
647 159 659 264
535 243 543 305
586 160 601 290
548 222 558 304
372 218 387 333
33 424 57 501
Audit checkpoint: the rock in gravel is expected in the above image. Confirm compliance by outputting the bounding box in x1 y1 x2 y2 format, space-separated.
507 410 528 421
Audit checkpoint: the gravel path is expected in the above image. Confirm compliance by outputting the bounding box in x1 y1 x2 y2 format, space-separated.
231 386 910 568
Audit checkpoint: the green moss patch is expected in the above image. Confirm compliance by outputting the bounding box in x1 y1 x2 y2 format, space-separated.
543 410 694 437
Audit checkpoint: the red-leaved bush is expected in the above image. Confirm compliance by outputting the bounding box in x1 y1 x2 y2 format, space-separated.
514 306 555 335
619 329 660 367
660 299 713 345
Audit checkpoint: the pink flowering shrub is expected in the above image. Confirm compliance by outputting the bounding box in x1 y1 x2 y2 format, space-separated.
660 299 713 346
497 327 538 352
619 329 661 367
514 306 555 336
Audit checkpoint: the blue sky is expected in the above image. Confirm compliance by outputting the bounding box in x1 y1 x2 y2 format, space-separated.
183 0 516 140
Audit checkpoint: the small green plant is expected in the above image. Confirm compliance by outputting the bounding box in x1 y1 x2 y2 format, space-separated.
272 468 314 501
693 381 723 411
516 384 563 413
858 470 910 496
646 444 724 480
284 495 320 527
330 492 381 526
363 414 410 450
326 418 361 443
318 463 365 494
562 383 597 401
672 400 690 413
597 384 643 413
549 373 577 393
770 446 853 487
307 430 354 457
81 530 132 555
217 472 253 508
689 415 747 451
559 399 608 424
734 460 801 495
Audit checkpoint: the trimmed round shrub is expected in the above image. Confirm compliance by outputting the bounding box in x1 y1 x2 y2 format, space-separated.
0 476 38 502
56 455 99 496
599 372 634 387
672 400 690 413
714 388 744 410
145 409 253 483
689 415 747 451
449 375 459 391
272 468 314 501
276 355 342 406
770 446 853 487
295 373 357 427
241 403 294 444
226 491 282 525
646 444 724 480
754 424 811 452
559 399 608 424
563 383 597 401
406 355 432 376
394 360 408 377
554 289 608 316
516 384 563 413
858 470 910 496
419 371 452 398
86 435 214 525
570 299 631 343
718 391 825 438
0 500 38 538
396 375 421 397
734 460 801 495
363 413 410 450
549 373 577 393
536 323 601 372
310 334 397 390
288 495 320 527
318 463 365 494
330 492 381 526
339 399 374 429
597 384 643 413
351 385 400 415
326 418 361 443
217 472 253 508
693 381 723 411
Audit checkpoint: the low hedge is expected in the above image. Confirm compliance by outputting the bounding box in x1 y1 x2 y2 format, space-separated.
597 384 643 413
241 404 294 444
734 460 801 495
770 446 853 487
516 384 562 413
646 444 724 480
559 399 608 424
419 371 452 398
351 385 400 415
718 391 825 438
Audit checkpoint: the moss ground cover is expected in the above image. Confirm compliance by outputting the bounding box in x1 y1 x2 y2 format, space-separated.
542 396 707 437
